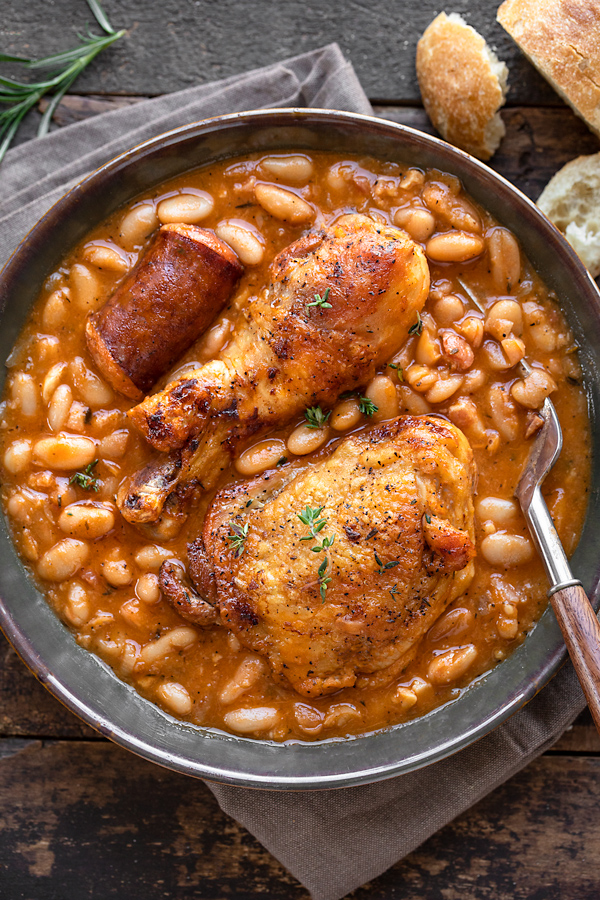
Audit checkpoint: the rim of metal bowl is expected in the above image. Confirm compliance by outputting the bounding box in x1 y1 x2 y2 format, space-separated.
1 108 600 790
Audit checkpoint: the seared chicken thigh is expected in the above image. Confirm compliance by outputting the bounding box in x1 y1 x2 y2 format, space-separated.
118 214 429 523
171 416 476 698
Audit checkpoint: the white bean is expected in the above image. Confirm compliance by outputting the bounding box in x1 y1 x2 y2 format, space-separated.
477 497 518 526
69 263 102 311
37 538 89 582
83 244 129 274
487 227 521 293
260 155 314 184
223 706 280 734
11 373 38 417
64 582 91 627
426 232 485 263
48 384 73 432
393 206 436 242
98 430 129 460
485 299 523 339
433 294 464 326
102 556 134 587
416 329 441 366
425 375 464 404
157 682 193 716
481 533 534 566
286 423 329 456
428 607 474 643
488 385 520 442
215 222 264 266
428 645 477 684
134 544 175 572
511 369 557 409
42 362 68 404
139 626 198 665
42 288 71 330
3 439 32 474
235 439 286 475
219 657 265 705
255 183 314 224
58 502 115 539
157 192 214 224
33 435 96 470
119 204 159 249
394 687 418 711
70 358 113 408
365 375 399 422
331 397 362 431
136 573 161 604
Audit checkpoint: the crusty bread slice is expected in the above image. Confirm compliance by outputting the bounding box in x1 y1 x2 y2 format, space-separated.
498 0 600 138
416 12 508 161
537 153 600 276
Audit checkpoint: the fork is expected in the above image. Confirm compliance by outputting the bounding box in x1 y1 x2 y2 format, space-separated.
515 359 600 734
456 278 600 732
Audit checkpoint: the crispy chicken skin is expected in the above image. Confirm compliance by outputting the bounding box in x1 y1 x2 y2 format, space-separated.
118 214 429 523
177 416 476 698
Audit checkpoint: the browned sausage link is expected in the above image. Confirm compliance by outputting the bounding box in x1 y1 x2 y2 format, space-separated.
85 225 243 399
158 560 219 626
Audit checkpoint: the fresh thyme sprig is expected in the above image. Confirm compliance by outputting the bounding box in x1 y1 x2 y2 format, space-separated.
227 521 249 558
306 287 332 310
304 405 330 429
317 557 332 601
0 0 125 164
69 459 99 491
374 550 400 576
408 310 423 336
358 396 378 417
297 505 335 600
388 362 404 380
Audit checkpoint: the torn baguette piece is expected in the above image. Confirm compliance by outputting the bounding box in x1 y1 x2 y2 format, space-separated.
537 153 600 277
497 0 600 139
416 12 508 161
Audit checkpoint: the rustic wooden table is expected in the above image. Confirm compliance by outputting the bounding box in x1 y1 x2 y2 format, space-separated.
2 1 600 897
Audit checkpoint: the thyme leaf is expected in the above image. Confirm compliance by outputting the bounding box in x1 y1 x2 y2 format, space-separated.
374 550 400 576
69 459 99 492
408 311 423 336
227 521 249 558
358 396 378 417
304 406 330 429
388 362 404 381
306 287 332 310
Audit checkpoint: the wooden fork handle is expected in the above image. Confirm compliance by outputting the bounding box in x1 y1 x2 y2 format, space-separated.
550 584 600 734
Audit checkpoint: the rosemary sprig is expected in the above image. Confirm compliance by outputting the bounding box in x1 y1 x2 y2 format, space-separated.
0 0 125 164
304 405 330 429
69 459 99 491
306 287 332 310
227 521 249 558
358 396 378 417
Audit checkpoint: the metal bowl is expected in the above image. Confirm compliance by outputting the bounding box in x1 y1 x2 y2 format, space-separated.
1 109 599 790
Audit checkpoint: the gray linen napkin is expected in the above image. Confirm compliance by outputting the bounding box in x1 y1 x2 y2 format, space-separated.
0 41 587 900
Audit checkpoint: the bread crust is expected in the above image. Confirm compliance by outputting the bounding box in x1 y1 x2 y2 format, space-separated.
498 0 600 138
416 12 508 161
537 152 600 276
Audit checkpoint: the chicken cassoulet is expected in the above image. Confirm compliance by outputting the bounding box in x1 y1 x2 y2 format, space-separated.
0 152 590 741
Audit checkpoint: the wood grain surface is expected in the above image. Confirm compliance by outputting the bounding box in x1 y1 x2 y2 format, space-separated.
1 0 600 897
1 0 558 104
